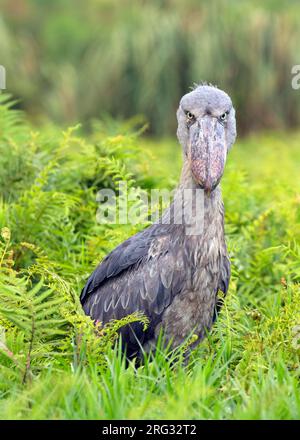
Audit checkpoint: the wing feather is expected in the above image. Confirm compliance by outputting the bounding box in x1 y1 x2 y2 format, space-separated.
80 224 187 341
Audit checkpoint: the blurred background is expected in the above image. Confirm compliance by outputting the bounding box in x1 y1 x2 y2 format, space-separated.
0 0 300 135
1 1 300 419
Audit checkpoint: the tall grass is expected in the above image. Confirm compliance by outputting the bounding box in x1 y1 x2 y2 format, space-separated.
0 95 299 419
1 0 300 134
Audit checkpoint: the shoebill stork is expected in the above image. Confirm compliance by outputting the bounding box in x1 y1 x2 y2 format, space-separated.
81 84 237 359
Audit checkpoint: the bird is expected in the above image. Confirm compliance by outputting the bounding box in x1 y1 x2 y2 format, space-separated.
80 84 237 360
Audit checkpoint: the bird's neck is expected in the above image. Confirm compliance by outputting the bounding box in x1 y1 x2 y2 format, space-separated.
179 160 199 190
173 160 225 236
173 160 226 272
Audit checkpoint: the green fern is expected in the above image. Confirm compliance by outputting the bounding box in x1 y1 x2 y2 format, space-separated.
0 226 149 386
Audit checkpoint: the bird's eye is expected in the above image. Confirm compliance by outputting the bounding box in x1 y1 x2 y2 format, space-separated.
219 111 229 123
186 111 195 123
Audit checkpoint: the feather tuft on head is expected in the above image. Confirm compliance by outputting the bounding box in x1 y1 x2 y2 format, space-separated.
190 81 218 91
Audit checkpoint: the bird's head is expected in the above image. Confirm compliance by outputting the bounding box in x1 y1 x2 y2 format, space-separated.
177 84 237 193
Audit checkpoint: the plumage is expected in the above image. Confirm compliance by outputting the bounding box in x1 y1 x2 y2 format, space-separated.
81 84 237 359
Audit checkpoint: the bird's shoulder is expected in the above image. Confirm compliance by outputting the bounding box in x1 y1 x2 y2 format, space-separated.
80 223 184 304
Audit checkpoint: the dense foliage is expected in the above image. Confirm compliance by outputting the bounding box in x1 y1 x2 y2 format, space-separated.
1 0 300 134
0 95 299 419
